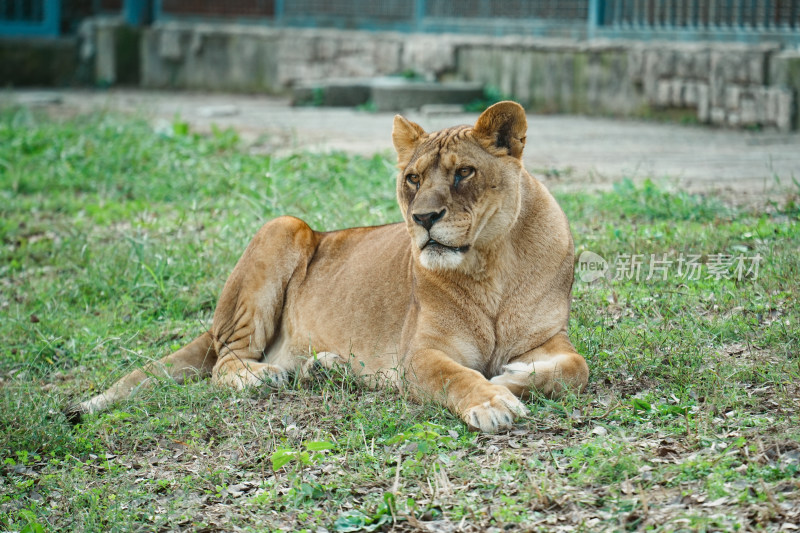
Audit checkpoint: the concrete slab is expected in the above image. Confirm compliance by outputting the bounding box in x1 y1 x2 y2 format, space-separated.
292 79 372 107
370 79 484 112
292 77 485 112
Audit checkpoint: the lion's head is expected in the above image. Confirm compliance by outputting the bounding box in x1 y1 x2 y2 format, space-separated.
392 101 528 272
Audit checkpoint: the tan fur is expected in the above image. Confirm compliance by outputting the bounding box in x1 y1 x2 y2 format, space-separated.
70 102 588 433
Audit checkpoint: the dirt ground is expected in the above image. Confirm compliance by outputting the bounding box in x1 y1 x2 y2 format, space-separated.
8 88 800 204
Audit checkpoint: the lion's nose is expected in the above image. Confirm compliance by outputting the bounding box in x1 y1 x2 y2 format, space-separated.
412 210 446 231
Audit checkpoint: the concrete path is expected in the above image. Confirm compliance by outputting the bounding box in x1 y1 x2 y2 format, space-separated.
8 89 800 203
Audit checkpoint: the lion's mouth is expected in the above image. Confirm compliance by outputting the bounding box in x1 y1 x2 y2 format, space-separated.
422 239 470 253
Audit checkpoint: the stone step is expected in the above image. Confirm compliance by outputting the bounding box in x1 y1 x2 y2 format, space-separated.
292 78 373 108
292 77 484 111
371 79 484 112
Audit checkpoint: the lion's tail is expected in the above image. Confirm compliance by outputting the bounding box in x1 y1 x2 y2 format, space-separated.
66 331 217 423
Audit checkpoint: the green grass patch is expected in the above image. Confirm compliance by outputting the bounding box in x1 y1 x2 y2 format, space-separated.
1 107 798 531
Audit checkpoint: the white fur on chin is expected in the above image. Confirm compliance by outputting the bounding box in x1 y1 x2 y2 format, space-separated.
419 248 465 270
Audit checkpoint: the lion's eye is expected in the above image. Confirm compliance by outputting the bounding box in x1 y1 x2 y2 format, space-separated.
406 174 420 188
454 166 475 186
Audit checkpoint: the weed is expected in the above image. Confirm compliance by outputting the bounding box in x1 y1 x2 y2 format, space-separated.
464 86 512 112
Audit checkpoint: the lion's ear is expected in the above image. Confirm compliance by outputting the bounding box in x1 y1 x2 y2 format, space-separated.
473 101 527 159
392 115 426 165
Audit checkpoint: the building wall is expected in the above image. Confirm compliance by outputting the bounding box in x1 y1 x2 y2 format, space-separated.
131 22 799 130
3 20 797 131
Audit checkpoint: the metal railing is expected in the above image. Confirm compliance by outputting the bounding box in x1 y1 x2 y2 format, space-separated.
601 0 799 28
595 0 800 42
155 0 800 42
153 0 598 39
2 0 799 42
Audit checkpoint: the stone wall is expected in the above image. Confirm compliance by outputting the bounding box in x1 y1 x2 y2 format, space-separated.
56 21 800 131
636 43 794 131
456 40 798 131
84 18 142 86
132 22 799 131
770 51 800 131
139 23 403 92
455 41 642 116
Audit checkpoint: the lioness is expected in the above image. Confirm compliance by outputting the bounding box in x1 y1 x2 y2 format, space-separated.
71 101 588 433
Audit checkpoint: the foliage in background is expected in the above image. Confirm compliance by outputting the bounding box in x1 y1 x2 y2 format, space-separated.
463 86 512 113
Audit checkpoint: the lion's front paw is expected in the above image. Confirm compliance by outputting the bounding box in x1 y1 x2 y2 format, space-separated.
462 386 528 433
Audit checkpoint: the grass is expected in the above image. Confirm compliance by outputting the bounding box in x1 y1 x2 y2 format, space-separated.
1 106 798 532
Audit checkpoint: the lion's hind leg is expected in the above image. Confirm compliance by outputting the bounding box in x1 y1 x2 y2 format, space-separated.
211 307 293 390
490 332 588 399
67 331 216 422
210 216 318 391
